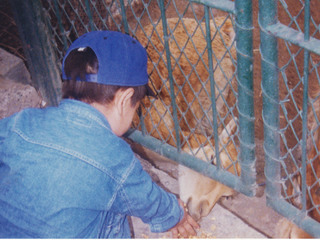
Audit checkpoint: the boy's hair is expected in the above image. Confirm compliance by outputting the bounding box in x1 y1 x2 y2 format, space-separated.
62 47 148 106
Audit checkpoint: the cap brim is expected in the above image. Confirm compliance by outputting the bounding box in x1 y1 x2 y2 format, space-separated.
146 85 157 98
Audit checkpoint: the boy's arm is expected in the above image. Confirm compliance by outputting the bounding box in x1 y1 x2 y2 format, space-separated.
112 156 198 236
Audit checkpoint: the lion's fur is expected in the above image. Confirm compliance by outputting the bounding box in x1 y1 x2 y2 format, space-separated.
134 17 239 220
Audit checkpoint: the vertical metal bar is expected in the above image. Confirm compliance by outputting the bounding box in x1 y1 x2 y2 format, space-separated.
53 0 68 52
301 0 311 215
259 0 281 199
159 0 181 150
10 0 61 106
119 0 129 34
85 0 95 31
235 0 256 195
137 105 147 135
204 7 221 168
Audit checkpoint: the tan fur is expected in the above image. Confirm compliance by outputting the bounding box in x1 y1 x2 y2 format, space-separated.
276 218 312 238
134 17 239 220
137 18 236 141
179 118 240 220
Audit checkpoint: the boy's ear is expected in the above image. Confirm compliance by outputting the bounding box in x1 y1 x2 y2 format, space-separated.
114 88 134 115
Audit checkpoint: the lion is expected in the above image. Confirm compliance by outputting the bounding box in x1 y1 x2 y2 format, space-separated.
134 17 239 221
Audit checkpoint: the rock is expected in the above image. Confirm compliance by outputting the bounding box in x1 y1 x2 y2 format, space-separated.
0 48 32 85
0 76 42 119
0 48 42 119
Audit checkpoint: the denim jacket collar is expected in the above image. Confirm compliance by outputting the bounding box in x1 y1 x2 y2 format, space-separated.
59 99 112 132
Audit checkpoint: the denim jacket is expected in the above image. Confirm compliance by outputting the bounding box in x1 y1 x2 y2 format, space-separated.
0 99 183 238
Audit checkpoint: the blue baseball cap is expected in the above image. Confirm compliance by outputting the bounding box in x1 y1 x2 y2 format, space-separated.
62 30 150 88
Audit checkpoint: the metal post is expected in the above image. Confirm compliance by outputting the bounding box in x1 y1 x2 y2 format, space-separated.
119 0 130 34
301 0 311 216
235 0 256 196
85 0 96 31
204 6 221 169
259 0 281 199
53 0 68 52
10 0 61 106
159 0 181 150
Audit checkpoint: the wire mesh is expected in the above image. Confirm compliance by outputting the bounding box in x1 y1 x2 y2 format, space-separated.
39 0 248 184
6 0 320 236
260 0 320 237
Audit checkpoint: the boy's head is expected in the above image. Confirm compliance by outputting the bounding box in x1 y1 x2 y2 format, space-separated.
62 31 155 106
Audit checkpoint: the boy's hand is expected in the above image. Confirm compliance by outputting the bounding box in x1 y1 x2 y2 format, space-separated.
170 199 200 238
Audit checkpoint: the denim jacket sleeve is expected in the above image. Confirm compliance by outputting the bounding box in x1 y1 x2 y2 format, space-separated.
112 155 184 233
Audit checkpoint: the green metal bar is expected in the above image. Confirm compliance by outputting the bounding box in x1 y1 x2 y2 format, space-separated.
10 0 61 106
301 0 311 215
191 0 235 14
124 129 254 195
268 199 320 237
119 0 129 34
259 0 281 199
137 105 147 135
235 0 256 195
266 23 320 56
204 7 221 168
53 0 68 52
85 0 95 31
159 0 181 150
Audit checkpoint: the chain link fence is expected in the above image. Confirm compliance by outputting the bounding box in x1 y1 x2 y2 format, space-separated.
9 0 254 196
7 0 320 237
260 0 320 237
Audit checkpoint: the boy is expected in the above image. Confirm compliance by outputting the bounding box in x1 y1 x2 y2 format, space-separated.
0 30 199 238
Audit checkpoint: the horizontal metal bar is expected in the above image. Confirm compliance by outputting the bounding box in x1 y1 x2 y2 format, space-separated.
267 197 320 238
124 129 254 196
266 22 320 56
190 0 235 13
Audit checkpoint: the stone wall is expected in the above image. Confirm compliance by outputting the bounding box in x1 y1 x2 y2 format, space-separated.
0 48 42 119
